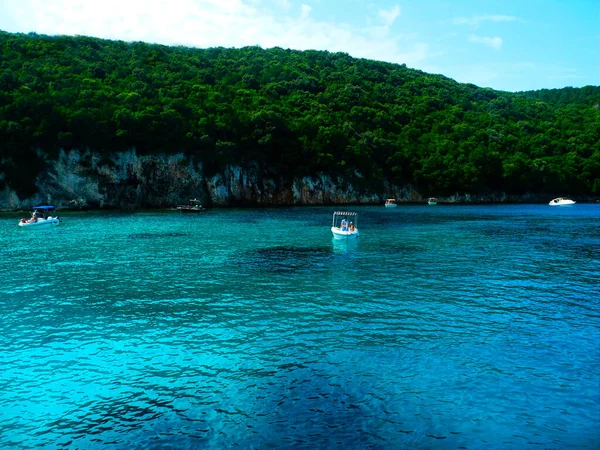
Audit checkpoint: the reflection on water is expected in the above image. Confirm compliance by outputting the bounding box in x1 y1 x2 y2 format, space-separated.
331 237 360 254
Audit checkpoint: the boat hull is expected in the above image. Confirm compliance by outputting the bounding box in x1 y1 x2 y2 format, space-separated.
18 218 60 228
331 227 359 240
178 207 206 213
549 199 575 206
384 204 397 208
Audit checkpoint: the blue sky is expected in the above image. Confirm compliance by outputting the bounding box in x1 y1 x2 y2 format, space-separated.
0 0 598 92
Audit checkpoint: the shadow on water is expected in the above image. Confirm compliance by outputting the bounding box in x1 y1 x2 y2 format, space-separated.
44 392 175 446
91 363 458 450
240 245 335 273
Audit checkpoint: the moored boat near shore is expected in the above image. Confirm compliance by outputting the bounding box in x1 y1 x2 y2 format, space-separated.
176 198 206 213
18 206 61 228
549 197 575 206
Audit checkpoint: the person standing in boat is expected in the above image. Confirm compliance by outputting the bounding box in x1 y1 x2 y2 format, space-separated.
349 221 355 232
341 216 349 231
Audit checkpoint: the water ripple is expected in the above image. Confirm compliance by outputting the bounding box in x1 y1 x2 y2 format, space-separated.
0 205 599 449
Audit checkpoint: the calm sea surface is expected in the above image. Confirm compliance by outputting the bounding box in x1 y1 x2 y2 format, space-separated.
1 205 598 449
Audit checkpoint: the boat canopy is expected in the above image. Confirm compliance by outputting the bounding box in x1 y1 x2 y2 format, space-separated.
33 206 56 210
332 211 358 228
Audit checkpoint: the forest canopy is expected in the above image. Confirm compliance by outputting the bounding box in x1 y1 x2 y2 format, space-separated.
1 30 599 197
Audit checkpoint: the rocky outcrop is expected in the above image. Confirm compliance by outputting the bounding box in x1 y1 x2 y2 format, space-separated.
0 148 588 210
0 148 396 210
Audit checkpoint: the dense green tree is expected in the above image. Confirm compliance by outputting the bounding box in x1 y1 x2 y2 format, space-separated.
0 30 599 197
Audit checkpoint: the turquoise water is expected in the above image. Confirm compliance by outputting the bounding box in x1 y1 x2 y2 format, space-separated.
1 205 599 449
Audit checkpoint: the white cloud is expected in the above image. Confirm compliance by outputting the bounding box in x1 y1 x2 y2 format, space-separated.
300 4 311 20
469 34 503 50
378 5 401 27
453 14 520 27
0 0 431 66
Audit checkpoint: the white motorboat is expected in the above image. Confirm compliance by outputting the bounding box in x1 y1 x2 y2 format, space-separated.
331 211 359 240
428 197 438 205
176 198 206 213
384 198 397 208
549 197 575 206
18 206 61 228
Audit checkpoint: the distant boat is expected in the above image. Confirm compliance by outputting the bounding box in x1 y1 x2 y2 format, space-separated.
176 198 206 213
428 198 437 205
331 211 359 240
549 197 575 206
18 206 61 228
384 198 397 208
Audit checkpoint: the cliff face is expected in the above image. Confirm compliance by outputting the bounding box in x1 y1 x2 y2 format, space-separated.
0 149 406 210
2 149 573 210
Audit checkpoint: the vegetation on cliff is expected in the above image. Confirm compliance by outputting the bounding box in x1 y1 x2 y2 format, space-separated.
1 30 599 198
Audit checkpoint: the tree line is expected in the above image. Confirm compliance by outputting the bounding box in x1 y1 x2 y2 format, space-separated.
1 30 599 197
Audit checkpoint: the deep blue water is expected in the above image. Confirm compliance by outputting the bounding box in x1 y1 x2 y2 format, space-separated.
1 204 599 449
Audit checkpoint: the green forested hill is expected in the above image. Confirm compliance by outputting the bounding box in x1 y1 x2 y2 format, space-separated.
517 86 600 107
1 30 599 198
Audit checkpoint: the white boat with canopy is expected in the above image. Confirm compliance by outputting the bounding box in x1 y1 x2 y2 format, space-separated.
331 211 359 240
18 206 61 228
428 197 438 205
549 197 575 206
385 199 397 208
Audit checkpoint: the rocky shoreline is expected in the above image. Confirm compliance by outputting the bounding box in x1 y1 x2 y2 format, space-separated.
1 149 597 211
4 195 596 213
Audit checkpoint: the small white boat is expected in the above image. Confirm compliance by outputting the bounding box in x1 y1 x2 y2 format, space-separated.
549 197 575 206
331 211 359 240
176 198 206 213
18 206 61 228
384 198 397 208
428 197 437 205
